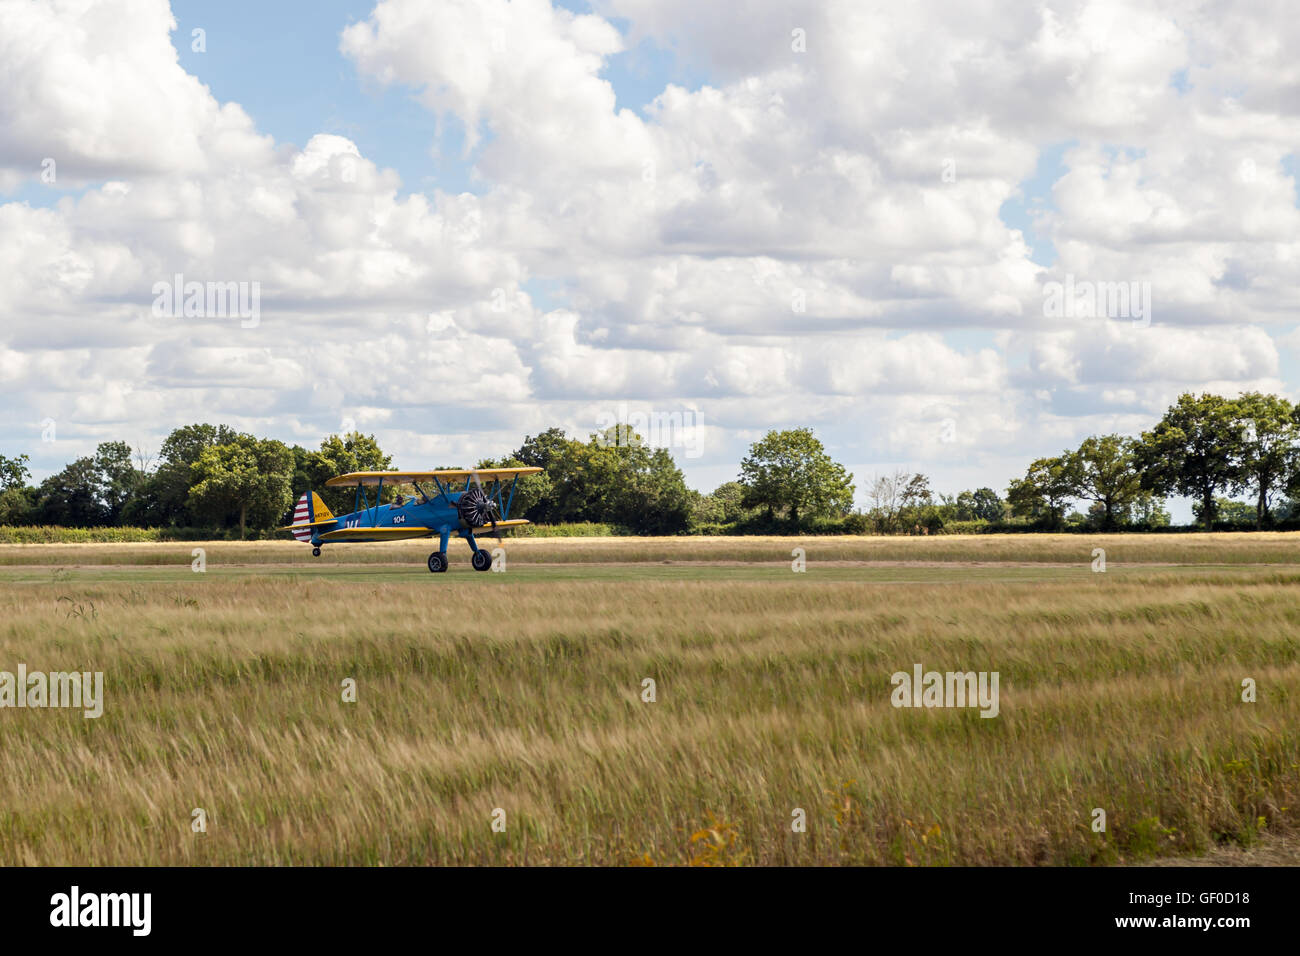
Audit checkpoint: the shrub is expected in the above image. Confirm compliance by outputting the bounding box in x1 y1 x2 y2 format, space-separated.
511 522 619 537
0 525 163 544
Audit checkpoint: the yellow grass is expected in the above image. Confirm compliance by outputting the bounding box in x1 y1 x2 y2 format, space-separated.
0 534 1297 865
2 530 1298 566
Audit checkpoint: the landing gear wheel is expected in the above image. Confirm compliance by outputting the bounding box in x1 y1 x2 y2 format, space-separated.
471 549 492 572
312 547 321 557
427 551 448 573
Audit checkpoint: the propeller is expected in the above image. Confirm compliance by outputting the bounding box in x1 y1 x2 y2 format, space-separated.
459 471 502 544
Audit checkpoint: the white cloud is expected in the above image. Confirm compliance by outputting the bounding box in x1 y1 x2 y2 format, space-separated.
2 0 1299 501
0 0 271 183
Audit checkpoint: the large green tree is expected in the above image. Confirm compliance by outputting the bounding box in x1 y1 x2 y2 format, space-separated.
1006 456 1074 528
1234 392 1298 529
189 435 295 537
739 428 854 526
32 442 141 527
1065 434 1145 530
955 487 1005 522
161 424 240 466
507 426 693 532
609 438 693 534
1134 393 1244 529
34 456 105 526
514 428 574 472
513 431 596 523
0 454 30 492
94 441 139 523
128 424 239 526
0 454 33 525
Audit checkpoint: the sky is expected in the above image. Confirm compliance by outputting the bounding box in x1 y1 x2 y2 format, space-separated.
1 0 1298 521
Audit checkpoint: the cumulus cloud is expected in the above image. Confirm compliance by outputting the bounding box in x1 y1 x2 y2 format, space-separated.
2 0 1299 503
0 0 271 184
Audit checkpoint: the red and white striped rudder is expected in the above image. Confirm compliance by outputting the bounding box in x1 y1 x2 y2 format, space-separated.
290 493 313 541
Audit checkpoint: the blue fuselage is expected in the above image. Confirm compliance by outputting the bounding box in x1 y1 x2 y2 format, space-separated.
311 476 512 555
326 493 461 537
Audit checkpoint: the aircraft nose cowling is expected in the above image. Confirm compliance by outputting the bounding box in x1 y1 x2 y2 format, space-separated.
457 487 499 528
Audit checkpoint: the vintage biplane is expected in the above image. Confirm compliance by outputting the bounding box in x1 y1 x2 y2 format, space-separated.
280 467 541 572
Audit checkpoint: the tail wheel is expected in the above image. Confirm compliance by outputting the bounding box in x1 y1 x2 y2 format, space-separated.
427 551 448 573
471 549 492 572
312 547 322 557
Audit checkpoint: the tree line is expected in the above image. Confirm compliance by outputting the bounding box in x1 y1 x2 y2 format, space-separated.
0 424 695 537
1 392 1296 536
855 392 1300 534
1006 392 1299 531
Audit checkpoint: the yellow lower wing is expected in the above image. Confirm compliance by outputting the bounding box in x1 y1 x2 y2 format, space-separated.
318 527 436 542
318 520 530 542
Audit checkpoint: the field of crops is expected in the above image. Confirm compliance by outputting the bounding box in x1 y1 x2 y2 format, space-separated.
1 533 1297 865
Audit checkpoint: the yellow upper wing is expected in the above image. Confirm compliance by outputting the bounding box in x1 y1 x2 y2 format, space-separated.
325 467 542 487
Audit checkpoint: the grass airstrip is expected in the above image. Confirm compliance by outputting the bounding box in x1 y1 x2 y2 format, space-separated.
1 533 1297 865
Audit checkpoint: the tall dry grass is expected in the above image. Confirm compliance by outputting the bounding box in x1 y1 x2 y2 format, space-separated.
2 530 1299 567
0 536 1296 865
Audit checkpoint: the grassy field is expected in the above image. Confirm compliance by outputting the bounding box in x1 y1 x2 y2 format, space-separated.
0 533 1297 865
6 530 1300 565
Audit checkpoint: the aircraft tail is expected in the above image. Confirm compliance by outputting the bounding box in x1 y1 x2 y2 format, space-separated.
286 492 335 541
